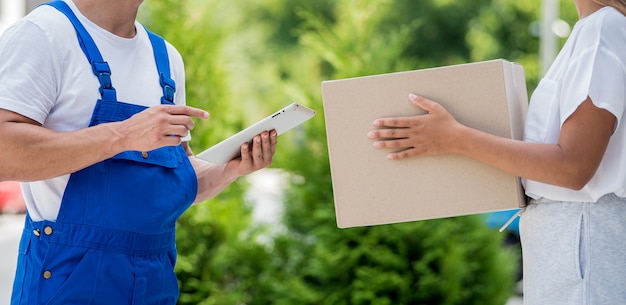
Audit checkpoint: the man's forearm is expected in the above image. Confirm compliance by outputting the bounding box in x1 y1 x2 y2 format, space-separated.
0 119 124 181
0 104 209 182
189 156 239 203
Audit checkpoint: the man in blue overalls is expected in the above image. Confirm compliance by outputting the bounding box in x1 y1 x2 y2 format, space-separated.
0 0 277 304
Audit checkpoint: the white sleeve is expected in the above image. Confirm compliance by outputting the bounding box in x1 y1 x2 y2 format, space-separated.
166 42 186 108
560 47 625 127
559 28 626 131
0 20 58 124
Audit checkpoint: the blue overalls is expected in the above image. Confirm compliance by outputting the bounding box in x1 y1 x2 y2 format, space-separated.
10 2 197 304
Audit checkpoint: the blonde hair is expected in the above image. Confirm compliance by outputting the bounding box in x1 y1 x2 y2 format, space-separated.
593 0 626 16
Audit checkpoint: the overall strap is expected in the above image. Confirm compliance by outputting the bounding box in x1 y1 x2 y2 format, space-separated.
145 30 176 105
45 1 117 102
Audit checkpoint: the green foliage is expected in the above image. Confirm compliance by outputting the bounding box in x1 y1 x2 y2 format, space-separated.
466 0 580 92
385 0 492 67
262 218 516 305
174 198 277 305
136 0 551 303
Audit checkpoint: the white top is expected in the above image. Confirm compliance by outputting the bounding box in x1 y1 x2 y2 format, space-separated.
0 0 187 221
522 6 626 202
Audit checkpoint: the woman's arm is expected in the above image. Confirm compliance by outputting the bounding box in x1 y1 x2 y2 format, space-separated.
368 94 616 190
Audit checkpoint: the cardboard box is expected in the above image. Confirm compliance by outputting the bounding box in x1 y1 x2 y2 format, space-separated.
321 59 528 228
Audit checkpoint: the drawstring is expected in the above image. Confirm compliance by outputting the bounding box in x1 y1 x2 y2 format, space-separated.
499 196 530 232
498 207 526 232
499 207 526 232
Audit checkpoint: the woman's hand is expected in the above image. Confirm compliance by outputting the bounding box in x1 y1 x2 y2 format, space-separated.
367 94 464 159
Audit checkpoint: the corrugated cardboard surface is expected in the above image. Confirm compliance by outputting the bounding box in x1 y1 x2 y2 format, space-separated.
322 59 528 228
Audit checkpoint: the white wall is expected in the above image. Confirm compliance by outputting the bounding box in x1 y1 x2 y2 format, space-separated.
0 0 25 35
0 0 47 35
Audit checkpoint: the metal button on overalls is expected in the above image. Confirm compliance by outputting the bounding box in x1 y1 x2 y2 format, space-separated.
42 271 52 280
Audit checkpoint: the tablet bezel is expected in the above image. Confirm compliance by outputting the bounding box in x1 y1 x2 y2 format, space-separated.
195 103 316 164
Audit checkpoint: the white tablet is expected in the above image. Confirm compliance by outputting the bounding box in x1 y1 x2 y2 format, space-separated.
196 103 316 164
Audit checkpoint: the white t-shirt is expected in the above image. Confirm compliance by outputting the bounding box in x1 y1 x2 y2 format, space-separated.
0 0 187 221
522 6 626 202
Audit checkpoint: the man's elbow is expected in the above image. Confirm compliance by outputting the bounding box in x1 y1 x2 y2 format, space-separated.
0 166 19 182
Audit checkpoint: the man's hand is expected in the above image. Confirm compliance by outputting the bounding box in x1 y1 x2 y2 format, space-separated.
115 105 209 153
189 130 278 203
225 129 278 176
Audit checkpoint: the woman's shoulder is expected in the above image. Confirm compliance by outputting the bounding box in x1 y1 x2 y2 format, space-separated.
573 6 626 62
596 7 626 61
594 6 626 36
600 6 626 23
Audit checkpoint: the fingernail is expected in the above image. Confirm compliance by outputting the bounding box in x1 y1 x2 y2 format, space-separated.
409 93 418 101
367 131 376 138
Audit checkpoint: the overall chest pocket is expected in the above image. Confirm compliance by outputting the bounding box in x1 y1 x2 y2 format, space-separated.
111 147 183 168
89 100 184 168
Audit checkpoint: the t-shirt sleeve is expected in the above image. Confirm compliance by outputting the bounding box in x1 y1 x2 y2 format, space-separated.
0 20 58 124
559 31 626 131
166 41 192 141
166 42 186 108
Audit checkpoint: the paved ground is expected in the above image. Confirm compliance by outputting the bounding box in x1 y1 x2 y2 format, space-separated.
508 296 523 305
0 214 24 305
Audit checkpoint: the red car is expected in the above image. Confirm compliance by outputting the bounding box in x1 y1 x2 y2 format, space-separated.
0 181 26 214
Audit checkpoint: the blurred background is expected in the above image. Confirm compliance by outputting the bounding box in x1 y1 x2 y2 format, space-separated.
0 0 579 304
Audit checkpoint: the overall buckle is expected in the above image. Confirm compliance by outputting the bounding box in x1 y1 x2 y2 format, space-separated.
159 73 176 104
92 61 117 101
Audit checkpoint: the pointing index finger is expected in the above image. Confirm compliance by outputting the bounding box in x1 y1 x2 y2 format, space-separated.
165 105 209 119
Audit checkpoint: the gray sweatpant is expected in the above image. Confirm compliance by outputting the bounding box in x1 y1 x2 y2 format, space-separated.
520 193 626 305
